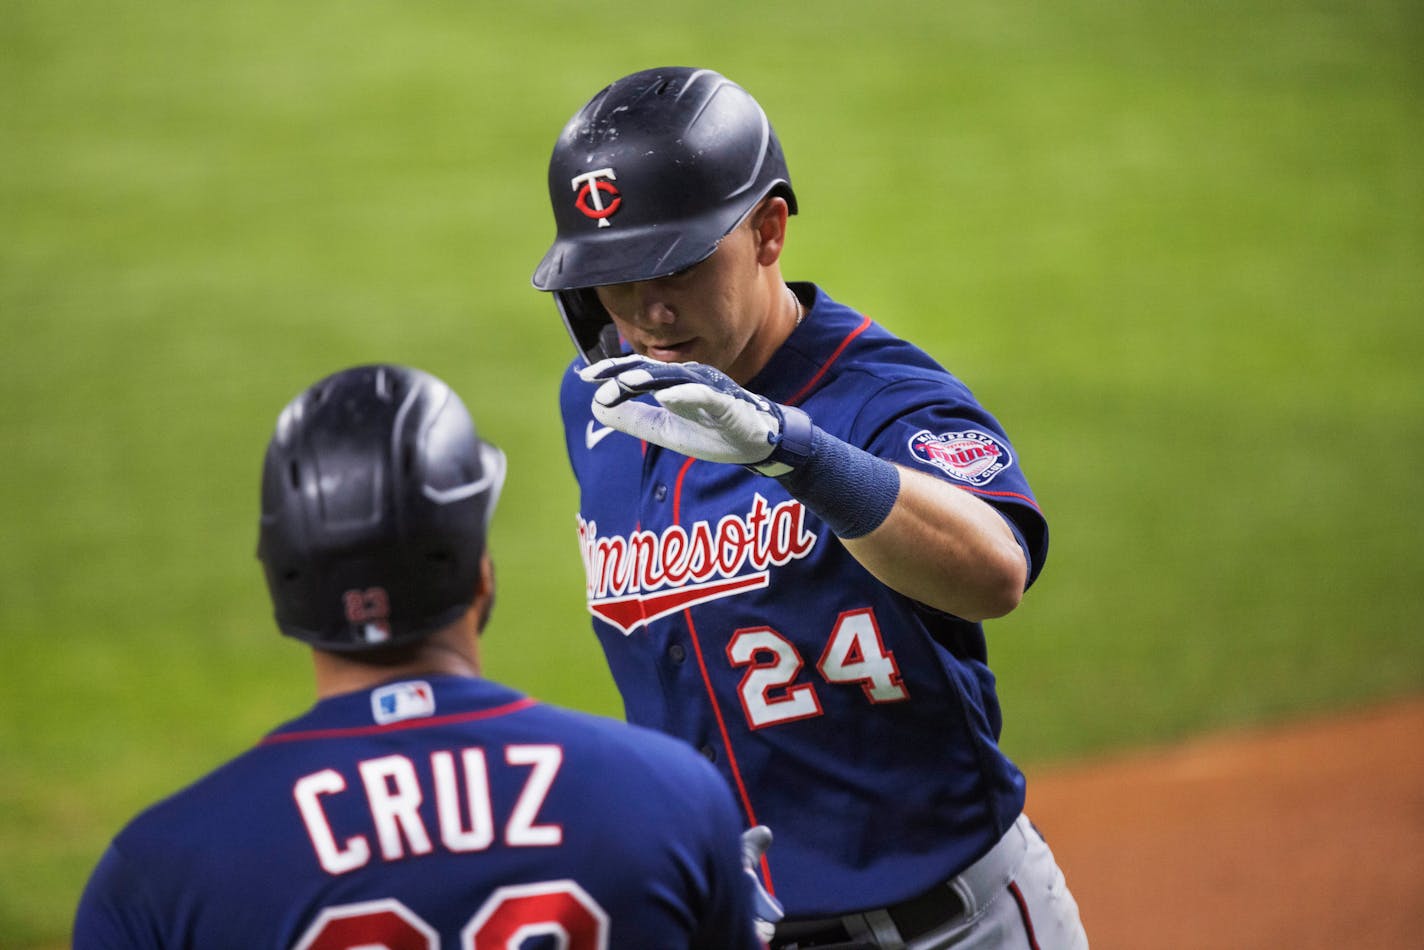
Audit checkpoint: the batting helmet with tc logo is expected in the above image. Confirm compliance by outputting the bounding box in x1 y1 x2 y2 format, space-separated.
531 66 798 363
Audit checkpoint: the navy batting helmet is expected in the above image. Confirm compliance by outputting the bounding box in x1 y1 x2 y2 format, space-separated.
257 364 506 652
531 66 797 363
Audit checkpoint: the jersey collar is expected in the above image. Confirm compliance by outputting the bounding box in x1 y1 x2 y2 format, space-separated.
749 283 872 407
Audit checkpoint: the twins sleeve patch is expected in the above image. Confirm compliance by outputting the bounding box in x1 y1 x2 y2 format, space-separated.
908 429 1013 486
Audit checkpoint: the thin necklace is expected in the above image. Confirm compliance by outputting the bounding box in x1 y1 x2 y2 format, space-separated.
788 286 805 327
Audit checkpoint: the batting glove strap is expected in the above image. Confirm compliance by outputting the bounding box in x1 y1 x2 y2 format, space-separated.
775 426 901 540
748 404 814 477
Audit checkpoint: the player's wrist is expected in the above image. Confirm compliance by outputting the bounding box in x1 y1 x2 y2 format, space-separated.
748 404 815 476
765 423 901 539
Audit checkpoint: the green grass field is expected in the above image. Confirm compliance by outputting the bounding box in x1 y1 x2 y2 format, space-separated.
3 0 1421 944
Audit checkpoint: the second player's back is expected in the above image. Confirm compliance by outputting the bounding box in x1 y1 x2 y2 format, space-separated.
75 674 760 949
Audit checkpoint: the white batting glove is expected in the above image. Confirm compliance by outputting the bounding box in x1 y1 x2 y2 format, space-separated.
739 825 784 945
579 356 814 476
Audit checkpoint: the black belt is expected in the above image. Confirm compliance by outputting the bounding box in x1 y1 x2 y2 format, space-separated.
771 878 965 949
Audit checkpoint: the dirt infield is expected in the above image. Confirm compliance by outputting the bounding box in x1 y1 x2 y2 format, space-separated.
1024 695 1424 949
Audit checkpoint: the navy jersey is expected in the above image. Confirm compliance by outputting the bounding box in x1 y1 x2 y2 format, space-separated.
74 675 761 949
560 283 1049 919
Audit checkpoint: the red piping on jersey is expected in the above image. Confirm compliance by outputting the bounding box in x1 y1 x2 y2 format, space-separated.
959 484 1041 512
672 456 776 896
1007 881 1042 950
670 456 696 540
784 314 872 406
683 607 775 895
259 697 538 745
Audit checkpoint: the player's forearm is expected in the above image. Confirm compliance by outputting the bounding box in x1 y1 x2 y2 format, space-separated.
839 466 1027 621
772 429 1027 620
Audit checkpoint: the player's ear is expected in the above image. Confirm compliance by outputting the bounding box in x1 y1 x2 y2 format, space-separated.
473 552 496 636
750 196 789 266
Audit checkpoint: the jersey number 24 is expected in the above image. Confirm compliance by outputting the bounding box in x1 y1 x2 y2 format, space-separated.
728 608 908 729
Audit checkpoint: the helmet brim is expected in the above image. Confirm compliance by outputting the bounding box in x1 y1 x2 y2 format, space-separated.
531 199 751 292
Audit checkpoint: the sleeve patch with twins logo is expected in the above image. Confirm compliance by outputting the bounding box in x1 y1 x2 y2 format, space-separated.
908 430 1013 486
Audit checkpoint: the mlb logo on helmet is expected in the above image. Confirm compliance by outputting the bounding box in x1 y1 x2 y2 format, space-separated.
343 587 392 645
372 680 436 725
909 429 1012 486
571 167 621 227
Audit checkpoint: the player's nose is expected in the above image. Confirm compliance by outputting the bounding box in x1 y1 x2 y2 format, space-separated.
626 280 677 326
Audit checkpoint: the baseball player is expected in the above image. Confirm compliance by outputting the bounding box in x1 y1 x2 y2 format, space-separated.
73 364 769 948
532 67 1089 948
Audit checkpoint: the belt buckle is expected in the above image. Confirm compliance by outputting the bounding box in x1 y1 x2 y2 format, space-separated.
771 918 870 949
773 878 964 949
885 879 965 940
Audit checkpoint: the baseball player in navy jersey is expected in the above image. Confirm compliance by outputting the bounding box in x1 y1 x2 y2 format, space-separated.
73 364 768 949
532 67 1089 948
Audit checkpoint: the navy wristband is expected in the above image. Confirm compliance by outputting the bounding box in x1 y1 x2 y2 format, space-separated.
773 425 901 539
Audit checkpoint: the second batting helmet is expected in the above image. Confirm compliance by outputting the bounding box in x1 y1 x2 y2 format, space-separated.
257 364 506 652
531 66 798 363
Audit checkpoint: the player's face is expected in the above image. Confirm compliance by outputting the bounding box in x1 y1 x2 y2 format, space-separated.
594 202 786 384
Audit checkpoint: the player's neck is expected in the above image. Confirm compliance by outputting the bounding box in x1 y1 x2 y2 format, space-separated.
726 273 799 385
310 617 483 699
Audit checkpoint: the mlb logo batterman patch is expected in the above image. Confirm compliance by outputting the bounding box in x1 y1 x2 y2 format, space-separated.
372 681 436 725
908 429 1013 486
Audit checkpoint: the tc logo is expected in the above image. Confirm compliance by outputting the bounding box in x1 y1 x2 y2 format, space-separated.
571 167 621 227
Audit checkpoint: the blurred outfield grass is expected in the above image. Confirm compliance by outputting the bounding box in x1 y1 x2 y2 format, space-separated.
2 0 1421 944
